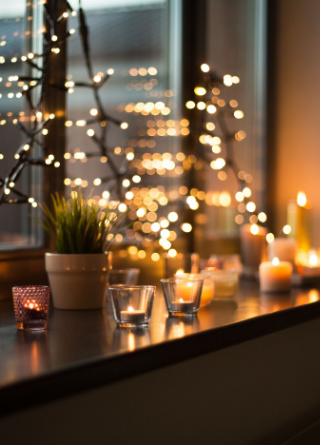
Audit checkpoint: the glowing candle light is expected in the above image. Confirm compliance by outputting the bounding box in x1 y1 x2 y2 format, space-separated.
287 191 311 252
120 306 145 323
259 257 292 293
240 223 268 275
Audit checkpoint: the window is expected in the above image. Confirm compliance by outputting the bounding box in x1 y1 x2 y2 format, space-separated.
0 0 267 261
0 0 44 250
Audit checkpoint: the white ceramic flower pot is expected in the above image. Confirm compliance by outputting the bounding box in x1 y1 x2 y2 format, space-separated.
45 252 110 310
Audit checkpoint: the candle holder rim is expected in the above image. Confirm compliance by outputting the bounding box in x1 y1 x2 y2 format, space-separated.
160 277 204 283
108 284 156 290
12 284 50 290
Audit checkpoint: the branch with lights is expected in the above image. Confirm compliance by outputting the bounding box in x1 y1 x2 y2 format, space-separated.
0 0 130 207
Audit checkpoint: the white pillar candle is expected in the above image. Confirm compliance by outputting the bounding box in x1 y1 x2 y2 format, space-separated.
259 258 293 293
268 238 298 264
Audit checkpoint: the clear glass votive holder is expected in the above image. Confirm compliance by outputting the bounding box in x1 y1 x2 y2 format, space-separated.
108 268 140 285
12 285 50 331
160 276 204 317
108 285 155 328
203 268 238 299
174 272 214 307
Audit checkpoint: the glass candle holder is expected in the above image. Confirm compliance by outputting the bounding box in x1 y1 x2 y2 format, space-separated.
12 285 50 331
108 285 155 328
203 268 238 299
108 268 140 285
161 276 203 317
174 272 214 307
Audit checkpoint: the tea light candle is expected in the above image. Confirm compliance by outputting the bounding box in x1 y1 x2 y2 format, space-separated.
296 250 320 276
120 306 145 323
171 298 194 313
175 273 211 306
259 258 293 292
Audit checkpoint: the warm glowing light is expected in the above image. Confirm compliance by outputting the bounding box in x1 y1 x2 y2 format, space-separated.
186 101 195 109
283 224 291 235
266 233 275 243
258 212 267 223
138 250 146 259
250 224 259 235
200 63 210 73
210 158 226 170
168 212 178 222
181 223 192 233
219 192 231 207
120 122 129 130
132 175 141 183
194 86 206 96
207 104 217 114
234 110 244 119
235 192 244 202
223 74 233 86
90 108 98 116
309 253 318 266
197 101 206 110
297 191 307 207
119 203 127 212
93 178 102 186
246 201 256 213
272 257 280 266
151 253 160 262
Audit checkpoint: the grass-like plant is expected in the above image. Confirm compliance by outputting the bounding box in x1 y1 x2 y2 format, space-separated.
39 190 117 254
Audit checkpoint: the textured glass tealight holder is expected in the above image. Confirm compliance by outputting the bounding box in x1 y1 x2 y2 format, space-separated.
161 276 203 317
108 268 140 285
108 285 155 328
203 268 238 299
12 285 50 331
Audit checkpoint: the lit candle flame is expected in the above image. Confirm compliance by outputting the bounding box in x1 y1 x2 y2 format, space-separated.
272 257 280 266
297 191 307 207
250 224 259 235
128 306 134 313
309 253 318 267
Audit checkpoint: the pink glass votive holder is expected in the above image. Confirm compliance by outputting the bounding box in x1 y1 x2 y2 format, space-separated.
12 285 50 331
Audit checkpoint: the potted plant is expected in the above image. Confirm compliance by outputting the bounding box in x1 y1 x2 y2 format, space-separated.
40 190 116 310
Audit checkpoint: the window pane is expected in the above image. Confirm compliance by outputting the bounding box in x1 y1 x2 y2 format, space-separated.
0 1 44 250
66 0 179 249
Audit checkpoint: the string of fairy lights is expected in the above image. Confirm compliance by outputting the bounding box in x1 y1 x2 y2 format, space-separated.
0 1 272 260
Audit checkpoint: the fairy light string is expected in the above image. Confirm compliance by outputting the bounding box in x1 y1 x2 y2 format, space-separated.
0 4 270 258
0 0 129 206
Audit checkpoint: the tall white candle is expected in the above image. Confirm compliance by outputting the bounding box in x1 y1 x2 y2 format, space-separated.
287 191 311 252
